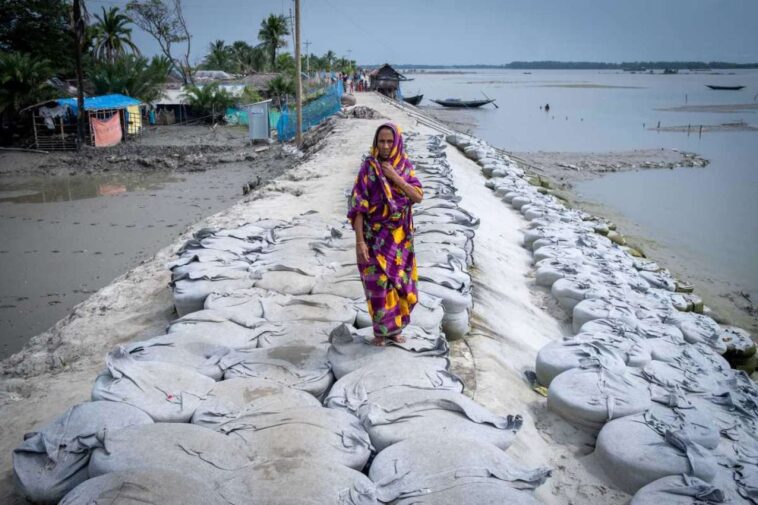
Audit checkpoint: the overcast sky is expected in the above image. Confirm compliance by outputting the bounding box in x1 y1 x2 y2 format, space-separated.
89 0 758 65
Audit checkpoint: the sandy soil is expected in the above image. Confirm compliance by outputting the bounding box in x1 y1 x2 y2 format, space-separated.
0 93 630 504
655 103 758 113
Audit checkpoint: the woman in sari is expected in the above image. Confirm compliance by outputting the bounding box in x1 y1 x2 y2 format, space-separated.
348 123 424 346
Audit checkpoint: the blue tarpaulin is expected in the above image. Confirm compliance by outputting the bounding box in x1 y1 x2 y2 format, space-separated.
56 94 142 116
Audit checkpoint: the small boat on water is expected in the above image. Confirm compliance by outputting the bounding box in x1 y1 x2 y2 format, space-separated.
403 94 423 106
706 85 745 90
431 98 496 108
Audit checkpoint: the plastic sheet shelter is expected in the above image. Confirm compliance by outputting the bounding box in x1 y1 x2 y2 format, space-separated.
26 94 145 150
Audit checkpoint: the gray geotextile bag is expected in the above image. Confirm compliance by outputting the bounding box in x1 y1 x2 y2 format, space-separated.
91 346 215 422
324 356 461 414
124 338 232 380
219 406 372 470
89 423 251 484
218 458 378 505
191 377 320 429
535 338 627 386
594 416 717 494
222 344 333 399
359 388 523 451
393 481 542 505
12 401 153 505
59 469 227 505
327 324 448 379
368 435 550 503
629 475 726 505
547 365 651 431
254 320 337 348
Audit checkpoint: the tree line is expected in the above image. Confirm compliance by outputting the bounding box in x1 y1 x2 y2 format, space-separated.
0 0 357 133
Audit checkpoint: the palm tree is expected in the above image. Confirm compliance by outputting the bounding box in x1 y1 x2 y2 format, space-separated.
92 7 140 63
257 14 290 69
182 83 235 122
203 39 232 71
0 53 54 124
90 55 170 103
323 50 336 72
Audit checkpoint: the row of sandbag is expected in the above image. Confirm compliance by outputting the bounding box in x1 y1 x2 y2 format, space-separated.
13 131 532 504
446 132 758 504
320 131 550 504
13 215 383 504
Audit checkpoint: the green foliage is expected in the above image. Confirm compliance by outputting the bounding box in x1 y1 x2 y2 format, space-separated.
266 75 295 106
0 0 77 76
182 82 235 122
92 7 140 63
239 86 263 105
201 40 268 74
275 53 295 73
0 52 55 120
258 14 290 69
90 55 170 103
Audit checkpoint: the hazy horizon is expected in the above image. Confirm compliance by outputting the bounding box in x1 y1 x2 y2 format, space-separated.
88 0 758 66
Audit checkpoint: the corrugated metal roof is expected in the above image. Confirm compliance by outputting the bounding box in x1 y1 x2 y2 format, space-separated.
57 94 142 112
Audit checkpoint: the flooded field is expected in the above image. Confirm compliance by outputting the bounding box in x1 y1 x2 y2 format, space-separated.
0 166 261 358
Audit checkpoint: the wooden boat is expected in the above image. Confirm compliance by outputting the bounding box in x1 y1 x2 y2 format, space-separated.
403 94 423 106
706 85 745 90
431 98 495 108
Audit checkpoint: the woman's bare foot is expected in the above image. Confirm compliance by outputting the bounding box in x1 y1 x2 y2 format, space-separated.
370 336 386 346
388 334 406 344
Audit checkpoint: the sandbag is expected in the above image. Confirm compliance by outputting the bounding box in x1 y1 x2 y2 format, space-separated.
547 366 652 430
222 344 333 399
594 416 717 493
191 377 320 429
59 469 226 505
665 312 726 354
629 475 728 505
13 401 153 505
89 423 251 485
92 346 215 422
535 338 627 386
324 357 461 414
368 435 550 503
393 480 542 505
172 272 253 317
253 320 337 348
573 298 657 334
218 458 377 505
219 406 372 470
327 324 448 379
124 338 232 380
359 388 522 451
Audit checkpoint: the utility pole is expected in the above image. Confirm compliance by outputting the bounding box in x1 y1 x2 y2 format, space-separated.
72 0 85 149
294 0 303 147
304 40 311 73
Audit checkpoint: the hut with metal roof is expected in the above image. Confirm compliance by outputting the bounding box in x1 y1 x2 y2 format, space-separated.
25 94 144 150
369 64 409 99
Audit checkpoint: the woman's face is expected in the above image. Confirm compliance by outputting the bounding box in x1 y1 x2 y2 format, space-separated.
376 128 394 160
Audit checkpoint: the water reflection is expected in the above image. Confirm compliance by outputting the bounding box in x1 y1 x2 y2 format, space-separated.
0 172 181 204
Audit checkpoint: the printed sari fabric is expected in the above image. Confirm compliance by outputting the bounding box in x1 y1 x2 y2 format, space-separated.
347 123 423 338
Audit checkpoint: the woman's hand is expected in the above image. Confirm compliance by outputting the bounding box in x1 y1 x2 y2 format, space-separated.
381 161 400 183
356 241 370 264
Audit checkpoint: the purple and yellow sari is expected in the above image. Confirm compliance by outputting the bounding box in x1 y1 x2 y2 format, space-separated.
347 123 423 338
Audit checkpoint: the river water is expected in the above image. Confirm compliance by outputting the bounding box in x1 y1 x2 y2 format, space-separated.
407 69 758 332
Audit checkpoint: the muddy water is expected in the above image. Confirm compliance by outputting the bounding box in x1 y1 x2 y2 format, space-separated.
0 167 258 358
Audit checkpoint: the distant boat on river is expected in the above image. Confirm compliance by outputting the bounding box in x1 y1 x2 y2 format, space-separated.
403 94 423 106
431 98 496 108
706 85 745 90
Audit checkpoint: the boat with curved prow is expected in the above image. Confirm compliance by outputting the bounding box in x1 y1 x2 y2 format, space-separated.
706 85 745 90
431 98 496 108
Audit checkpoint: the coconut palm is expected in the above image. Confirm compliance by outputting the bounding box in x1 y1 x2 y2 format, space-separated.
257 14 290 69
0 52 54 123
92 7 140 63
324 50 336 71
203 39 232 71
266 74 295 107
182 82 235 122
90 54 170 103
